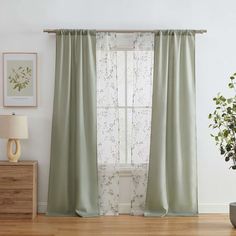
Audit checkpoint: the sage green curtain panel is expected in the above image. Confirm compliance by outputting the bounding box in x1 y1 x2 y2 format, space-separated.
145 31 198 216
47 30 99 217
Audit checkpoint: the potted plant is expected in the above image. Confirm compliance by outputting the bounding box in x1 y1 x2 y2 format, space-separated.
208 73 236 227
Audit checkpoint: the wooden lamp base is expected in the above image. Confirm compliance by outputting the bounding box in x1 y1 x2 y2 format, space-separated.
7 139 21 162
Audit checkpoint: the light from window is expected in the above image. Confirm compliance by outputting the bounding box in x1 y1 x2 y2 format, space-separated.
97 49 153 165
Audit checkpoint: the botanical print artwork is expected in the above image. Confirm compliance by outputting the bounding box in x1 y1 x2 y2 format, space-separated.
7 60 33 96
3 53 37 107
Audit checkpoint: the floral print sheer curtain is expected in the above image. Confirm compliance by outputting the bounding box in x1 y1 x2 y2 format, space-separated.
129 35 154 215
97 33 120 215
96 32 154 215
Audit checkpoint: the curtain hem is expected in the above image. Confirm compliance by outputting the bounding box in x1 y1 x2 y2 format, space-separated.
144 211 198 217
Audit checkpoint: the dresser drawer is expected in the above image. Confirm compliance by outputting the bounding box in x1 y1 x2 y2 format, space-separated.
0 166 33 189
0 189 32 213
0 161 37 219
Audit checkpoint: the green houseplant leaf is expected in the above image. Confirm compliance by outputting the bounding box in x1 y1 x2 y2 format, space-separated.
209 73 236 169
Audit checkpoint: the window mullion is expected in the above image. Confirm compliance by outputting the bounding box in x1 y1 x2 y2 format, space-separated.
125 51 128 164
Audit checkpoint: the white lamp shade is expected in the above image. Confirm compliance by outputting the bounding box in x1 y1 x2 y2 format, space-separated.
0 115 28 139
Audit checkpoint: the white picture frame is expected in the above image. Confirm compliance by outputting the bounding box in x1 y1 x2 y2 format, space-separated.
3 52 37 107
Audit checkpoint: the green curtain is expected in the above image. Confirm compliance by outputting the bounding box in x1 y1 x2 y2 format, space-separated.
47 30 99 217
145 31 198 216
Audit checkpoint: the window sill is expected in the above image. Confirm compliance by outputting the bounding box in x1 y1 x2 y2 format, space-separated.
118 164 148 177
119 166 132 177
98 164 148 177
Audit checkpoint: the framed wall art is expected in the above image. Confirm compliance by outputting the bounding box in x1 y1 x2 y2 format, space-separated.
3 52 37 107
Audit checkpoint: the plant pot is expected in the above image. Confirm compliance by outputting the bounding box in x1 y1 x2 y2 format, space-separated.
230 202 236 227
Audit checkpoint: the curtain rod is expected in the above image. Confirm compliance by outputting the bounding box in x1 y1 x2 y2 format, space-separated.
43 29 207 34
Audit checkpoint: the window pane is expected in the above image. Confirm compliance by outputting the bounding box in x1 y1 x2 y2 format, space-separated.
127 51 134 107
128 108 152 165
97 108 119 164
127 108 132 164
117 51 125 107
97 51 118 107
118 108 126 164
127 51 154 107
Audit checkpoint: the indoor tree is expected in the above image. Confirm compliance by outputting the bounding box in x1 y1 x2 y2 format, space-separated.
208 73 236 169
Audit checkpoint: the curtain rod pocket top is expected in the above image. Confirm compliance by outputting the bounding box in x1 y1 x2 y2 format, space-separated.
154 30 200 35
55 29 96 35
44 29 207 35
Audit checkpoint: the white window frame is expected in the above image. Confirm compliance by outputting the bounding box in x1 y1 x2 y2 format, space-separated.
97 50 152 167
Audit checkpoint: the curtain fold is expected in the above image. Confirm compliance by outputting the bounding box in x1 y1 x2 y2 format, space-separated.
47 30 99 217
145 31 198 216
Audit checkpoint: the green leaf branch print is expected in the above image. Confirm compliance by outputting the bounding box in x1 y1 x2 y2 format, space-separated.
8 66 32 92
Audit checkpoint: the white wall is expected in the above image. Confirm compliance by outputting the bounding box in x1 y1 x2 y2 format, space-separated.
0 0 236 213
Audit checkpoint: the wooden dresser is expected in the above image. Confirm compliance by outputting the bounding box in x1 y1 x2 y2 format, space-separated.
0 161 37 219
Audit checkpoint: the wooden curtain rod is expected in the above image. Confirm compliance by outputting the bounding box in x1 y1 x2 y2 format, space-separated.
43 29 207 34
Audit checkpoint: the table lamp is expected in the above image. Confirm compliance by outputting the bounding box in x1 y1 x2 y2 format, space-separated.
0 114 28 162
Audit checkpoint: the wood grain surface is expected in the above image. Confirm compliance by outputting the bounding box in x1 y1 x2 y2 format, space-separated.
0 214 234 236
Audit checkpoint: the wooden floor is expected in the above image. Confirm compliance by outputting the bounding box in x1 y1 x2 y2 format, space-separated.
0 214 235 236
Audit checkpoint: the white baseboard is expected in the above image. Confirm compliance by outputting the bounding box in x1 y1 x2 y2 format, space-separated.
119 203 230 214
38 202 230 214
198 204 229 213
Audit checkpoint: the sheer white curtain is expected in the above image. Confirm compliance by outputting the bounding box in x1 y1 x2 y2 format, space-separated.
96 32 154 215
130 35 154 215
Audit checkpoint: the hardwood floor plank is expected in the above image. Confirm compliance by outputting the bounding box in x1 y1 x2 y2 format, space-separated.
0 214 234 236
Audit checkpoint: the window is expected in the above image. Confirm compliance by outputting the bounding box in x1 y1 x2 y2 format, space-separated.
97 33 154 166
